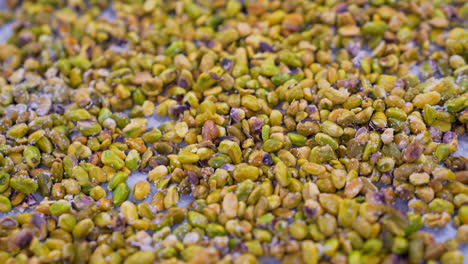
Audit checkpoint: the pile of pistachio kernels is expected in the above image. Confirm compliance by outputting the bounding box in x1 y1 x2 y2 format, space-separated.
0 0 467 263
